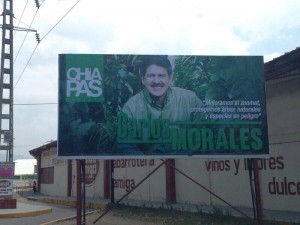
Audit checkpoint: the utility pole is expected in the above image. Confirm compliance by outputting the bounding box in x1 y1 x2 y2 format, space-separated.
0 0 14 162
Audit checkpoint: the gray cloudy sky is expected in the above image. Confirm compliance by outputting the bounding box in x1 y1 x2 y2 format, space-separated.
2 0 300 159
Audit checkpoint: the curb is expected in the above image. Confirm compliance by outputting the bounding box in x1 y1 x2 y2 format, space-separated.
0 207 52 218
40 210 100 225
30 197 107 210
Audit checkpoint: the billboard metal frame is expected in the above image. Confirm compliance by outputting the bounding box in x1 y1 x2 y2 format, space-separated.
58 54 269 159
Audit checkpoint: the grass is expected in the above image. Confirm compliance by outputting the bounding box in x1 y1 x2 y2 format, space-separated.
110 204 300 225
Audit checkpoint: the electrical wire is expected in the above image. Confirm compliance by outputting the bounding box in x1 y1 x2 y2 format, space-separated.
14 140 55 148
13 17 34 31
39 0 48 8
13 0 49 64
13 0 29 38
13 9 39 64
13 0 81 90
14 144 44 148
14 44 38 89
269 140 300 145
14 103 57 105
4 0 32 83
40 0 81 42
8 2 39 85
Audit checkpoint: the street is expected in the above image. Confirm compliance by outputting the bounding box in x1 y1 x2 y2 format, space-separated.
0 188 77 225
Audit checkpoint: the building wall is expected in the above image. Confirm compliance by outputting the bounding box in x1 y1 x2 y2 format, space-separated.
175 158 253 207
70 159 105 199
266 76 300 144
261 75 300 211
38 75 300 212
260 143 300 211
85 160 105 198
111 75 300 212
113 159 166 202
40 147 68 197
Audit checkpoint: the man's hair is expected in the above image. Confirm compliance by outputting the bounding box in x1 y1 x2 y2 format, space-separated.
140 55 172 76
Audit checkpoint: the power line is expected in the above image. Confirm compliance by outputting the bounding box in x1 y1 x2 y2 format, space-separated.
40 0 47 7
40 0 81 42
14 140 55 148
13 0 29 38
14 44 38 89
13 9 39 64
14 17 33 30
269 140 300 145
6 5 39 86
14 103 57 105
13 0 81 90
4 0 33 83
14 144 42 148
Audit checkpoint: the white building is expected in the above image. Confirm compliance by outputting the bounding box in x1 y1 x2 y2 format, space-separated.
14 159 36 176
30 48 300 213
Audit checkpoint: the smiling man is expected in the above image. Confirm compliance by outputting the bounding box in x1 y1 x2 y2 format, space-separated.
140 57 173 107
120 55 203 155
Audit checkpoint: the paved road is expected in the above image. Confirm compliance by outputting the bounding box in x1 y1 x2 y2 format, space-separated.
0 204 77 225
0 190 78 225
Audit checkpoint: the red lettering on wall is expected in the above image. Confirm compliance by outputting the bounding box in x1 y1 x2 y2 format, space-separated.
114 159 154 168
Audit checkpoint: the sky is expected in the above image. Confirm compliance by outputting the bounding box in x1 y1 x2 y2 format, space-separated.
14 159 36 175
1 0 300 159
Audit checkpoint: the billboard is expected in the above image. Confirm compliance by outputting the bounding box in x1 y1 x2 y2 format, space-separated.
58 54 269 159
0 163 14 178
0 163 14 197
0 179 13 196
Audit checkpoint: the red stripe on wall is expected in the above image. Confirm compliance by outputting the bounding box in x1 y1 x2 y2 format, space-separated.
165 159 176 203
103 160 110 199
67 160 72 197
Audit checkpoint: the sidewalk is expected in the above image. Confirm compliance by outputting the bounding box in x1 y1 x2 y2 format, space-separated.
8 188 300 223
20 189 108 210
0 189 52 218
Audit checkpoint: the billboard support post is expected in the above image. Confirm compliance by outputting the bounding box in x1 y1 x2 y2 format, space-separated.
93 160 166 224
162 159 251 219
110 160 114 204
253 159 263 225
76 160 81 225
248 158 263 225
248 158 257 219
76 159 86 225
81 160 86 225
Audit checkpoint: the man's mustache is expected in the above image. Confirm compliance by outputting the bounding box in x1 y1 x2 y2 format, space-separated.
150 83 164 87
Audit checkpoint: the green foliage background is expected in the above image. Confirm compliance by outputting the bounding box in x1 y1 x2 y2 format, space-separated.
173 56 265 102
59 55 267 156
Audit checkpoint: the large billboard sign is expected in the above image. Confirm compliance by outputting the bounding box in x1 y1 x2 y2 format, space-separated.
58 54 269 159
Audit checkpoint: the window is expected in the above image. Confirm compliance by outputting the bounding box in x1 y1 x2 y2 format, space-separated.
41 167 54 184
